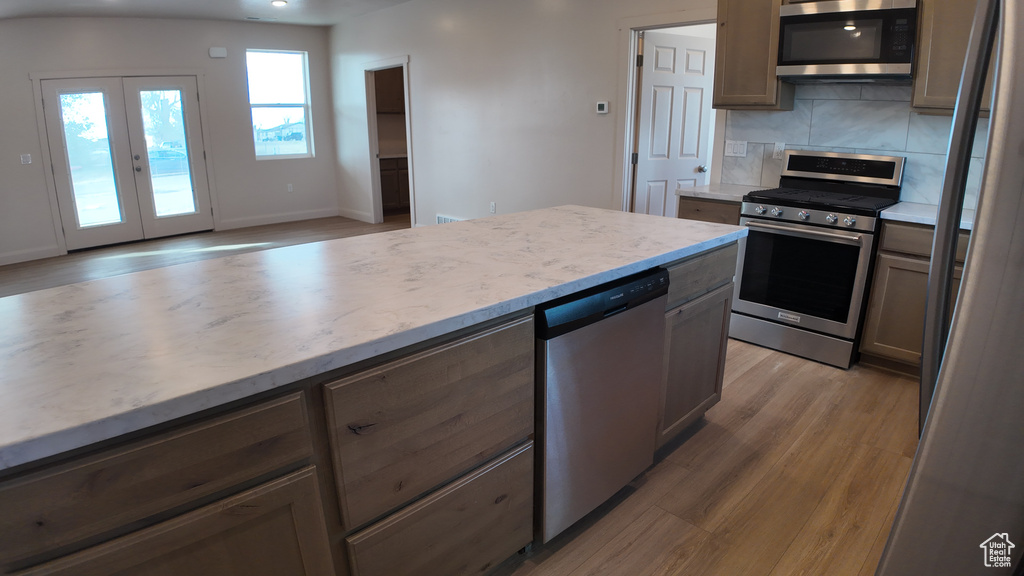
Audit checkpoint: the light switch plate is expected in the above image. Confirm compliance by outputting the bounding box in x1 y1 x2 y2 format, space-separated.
724 140 747 157
20 154 31 164
773 142 786 160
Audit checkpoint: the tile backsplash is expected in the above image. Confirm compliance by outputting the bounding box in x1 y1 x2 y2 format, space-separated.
721 84 987 210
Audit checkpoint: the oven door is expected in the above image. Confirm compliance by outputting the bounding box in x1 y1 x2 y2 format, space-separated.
733 217 875 340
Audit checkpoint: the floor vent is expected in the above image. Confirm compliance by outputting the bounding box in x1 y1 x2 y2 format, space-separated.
436 215 464 224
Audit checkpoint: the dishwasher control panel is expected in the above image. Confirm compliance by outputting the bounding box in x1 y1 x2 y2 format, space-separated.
536 268 669 340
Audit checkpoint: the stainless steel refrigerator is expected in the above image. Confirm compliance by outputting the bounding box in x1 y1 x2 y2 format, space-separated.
875 0 1024 574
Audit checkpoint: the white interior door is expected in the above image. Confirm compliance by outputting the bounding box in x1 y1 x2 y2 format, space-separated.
634 31 715 217
42 76 213 251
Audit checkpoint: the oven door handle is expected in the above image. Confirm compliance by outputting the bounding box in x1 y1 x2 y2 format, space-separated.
744 221 865 246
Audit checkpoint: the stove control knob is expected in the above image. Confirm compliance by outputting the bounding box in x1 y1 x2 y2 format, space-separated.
755 205 767 215
770 207 784 217
844 216 857 227
826 213 839 225
798 210 811 221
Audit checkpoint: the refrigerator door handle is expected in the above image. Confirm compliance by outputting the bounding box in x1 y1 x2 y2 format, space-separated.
919 0 1000 435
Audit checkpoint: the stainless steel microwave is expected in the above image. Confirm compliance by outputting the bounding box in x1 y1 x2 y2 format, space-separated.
777 0 917 82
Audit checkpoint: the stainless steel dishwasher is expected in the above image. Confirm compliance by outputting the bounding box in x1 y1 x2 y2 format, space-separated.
535 267 669 543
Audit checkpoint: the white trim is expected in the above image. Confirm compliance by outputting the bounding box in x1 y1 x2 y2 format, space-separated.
30 72 68 255
214 207 341 230
363 55 410 72
364 70 385 224
362 55 416 227
615 8 718 213
337 206 374 223
0 246 63 267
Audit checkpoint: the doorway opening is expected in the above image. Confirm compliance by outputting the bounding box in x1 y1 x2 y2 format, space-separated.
364 57 415 228
624 22 719 218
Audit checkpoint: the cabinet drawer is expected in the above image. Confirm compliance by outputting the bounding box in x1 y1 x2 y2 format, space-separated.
676 197 741 225
664 243 738 309
379 158 399 171
0 392 313 570
880 221 970 262
14 467 332 576
346 442 533 576
325 316 534 530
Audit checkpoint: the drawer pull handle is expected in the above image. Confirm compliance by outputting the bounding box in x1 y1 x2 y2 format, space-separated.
347 422 378 435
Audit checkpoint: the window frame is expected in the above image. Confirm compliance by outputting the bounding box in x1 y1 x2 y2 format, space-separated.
245 49 314 160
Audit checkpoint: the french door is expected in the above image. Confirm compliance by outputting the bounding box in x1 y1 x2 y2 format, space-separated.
42 76 214 250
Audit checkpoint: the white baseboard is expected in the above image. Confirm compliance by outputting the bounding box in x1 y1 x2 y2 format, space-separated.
0 245 63 266
217 207 342 230
337 207 374 223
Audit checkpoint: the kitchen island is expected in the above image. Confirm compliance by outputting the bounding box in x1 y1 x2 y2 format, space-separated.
0 205 744 575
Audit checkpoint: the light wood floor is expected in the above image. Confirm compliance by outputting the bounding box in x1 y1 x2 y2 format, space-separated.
0 213 411 298
495 340 918 576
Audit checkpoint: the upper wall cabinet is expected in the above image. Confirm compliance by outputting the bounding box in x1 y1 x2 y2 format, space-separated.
912 0 992 114
713 0 795 110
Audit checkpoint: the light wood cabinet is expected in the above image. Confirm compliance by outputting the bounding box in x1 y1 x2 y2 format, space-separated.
0 393 315 573
860 221 968 371
677 197 741 225
14 467 334 576
912 0 993 113
714 0 795 110
658 284 733 448
346 442 533 576
657 243 737 448
324 315 534 524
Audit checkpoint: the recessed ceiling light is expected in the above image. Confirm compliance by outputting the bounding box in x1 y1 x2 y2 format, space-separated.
271 0 288 6
843 24 856 31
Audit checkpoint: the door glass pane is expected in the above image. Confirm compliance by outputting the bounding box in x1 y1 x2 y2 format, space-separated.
59 92 122 228
139 89 196 217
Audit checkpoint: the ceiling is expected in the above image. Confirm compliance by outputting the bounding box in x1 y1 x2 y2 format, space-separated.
0 0 415 26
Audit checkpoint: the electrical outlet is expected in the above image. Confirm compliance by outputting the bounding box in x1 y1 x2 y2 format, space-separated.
773 143 786 160
489 202 496 214
20 154 32 165
724 140 747 157
287 183 293 193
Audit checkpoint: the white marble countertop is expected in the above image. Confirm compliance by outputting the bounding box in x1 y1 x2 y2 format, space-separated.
0 206 745 472
882 202 975 231
675 183 760 203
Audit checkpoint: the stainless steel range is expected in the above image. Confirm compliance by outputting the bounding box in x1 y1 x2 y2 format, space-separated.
730 150 905 368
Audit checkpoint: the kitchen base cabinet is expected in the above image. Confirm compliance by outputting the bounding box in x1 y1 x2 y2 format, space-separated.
860 221 967 372
346 442 533 576
0 392 315 573
658 283 733 449
323 315 534 531
657 244 737 448
14 467 333 576
677 197 741 225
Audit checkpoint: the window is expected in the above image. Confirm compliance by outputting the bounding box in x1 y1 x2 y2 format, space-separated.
245 50 312 158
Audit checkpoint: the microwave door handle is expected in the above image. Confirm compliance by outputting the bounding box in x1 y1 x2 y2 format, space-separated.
745 221 864 246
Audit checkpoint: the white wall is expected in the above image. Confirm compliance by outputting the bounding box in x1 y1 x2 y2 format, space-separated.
329 0 715 225
0 17 340 265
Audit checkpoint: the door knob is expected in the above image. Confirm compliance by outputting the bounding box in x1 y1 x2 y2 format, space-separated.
697 165 709 173
134 154 141 161
135 166 142 172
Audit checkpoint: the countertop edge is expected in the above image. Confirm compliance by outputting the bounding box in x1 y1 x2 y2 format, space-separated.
0 227 746 472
